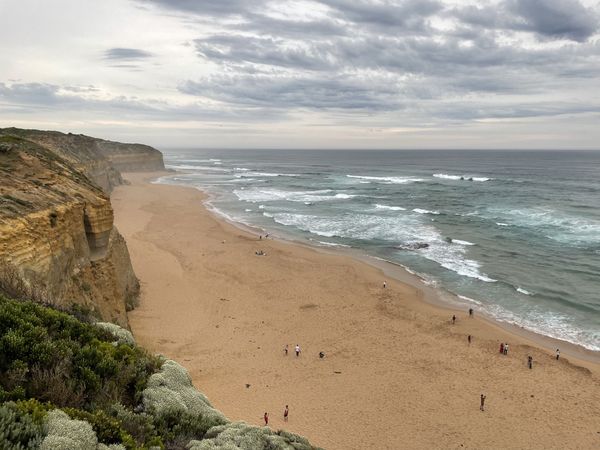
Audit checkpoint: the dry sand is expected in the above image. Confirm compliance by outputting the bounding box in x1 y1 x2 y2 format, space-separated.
112 173 600 450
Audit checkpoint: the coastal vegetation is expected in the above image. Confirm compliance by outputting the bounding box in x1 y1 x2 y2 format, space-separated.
0 295 318 449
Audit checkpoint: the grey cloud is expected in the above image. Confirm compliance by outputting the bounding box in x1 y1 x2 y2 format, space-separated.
104 47 153 60
179 74 403 111
137 0 263 16
318 0 443 28
507 0 599 42
194 35 335 71
455 0 599 42
0 82 283 122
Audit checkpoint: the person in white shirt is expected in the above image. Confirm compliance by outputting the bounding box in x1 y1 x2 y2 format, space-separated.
295 344 301 357
556 348 560 360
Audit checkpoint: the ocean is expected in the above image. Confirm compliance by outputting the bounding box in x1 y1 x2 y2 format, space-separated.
156 149 600 352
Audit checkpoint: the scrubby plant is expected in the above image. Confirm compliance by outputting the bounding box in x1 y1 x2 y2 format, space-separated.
143 360 227 448
0 402 43 449
40 409 98 449
95 322 136 346
0 295 161 409
187 422 315 450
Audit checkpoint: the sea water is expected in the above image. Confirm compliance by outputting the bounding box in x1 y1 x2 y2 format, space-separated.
156 149 600 351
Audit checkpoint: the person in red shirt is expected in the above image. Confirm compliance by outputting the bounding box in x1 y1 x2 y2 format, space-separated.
264 412 269 426
284 405 289 422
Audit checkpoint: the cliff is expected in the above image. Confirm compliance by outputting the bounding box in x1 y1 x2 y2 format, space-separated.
0 129 163 326
0 128 164 192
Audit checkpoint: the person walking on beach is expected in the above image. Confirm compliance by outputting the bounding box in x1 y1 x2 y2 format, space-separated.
504 343 509 355
480 394 486 411
469 308 473 317
284 405 289 422
383 280 387 288
284 344 288 356
295 344 301 357
528 355 533 369
264 412 269 426
499 343 504 354
468 335 472 345
556 348 560 360
452 314 456 324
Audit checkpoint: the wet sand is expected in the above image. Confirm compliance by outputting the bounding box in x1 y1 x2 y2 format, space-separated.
112 172 600 450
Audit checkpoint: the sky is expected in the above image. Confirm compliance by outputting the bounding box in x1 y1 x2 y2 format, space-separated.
0 0 599 149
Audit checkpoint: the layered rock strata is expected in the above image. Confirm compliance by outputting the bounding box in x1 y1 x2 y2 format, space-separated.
1 127 164 192
0 130 156 326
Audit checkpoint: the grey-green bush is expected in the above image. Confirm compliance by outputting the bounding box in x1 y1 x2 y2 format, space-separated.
143 359 226 426
187 422 315 450
0 402 43 449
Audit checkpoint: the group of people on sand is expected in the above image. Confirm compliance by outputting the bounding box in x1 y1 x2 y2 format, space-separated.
263 405 288 426
255 250 266 256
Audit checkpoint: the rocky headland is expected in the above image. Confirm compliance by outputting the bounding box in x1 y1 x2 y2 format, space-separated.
0 128 164 326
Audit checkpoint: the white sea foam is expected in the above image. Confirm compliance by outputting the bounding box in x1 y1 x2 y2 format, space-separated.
166 164 229 172
496 222 509 226
413 208 440 215
457 295 483 306
516 287 532 295
233 188 356 203
347 175 424 184
270 211 496 283
433 173 492 182
315 241 351 248
244 209 252 212
488 207 600 245
239 172 299 177
234 167 251 171
453 239 475 246
375 204 406 211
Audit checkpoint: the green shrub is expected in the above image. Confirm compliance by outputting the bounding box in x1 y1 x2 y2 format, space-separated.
0 402 43 449
0 295 161 410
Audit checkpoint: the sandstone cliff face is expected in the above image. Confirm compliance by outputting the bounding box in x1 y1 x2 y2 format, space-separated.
1 128 164 191
0 131 150 326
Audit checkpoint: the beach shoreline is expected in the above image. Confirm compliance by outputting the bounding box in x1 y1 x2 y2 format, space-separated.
162 172 600 367
113 172 600 450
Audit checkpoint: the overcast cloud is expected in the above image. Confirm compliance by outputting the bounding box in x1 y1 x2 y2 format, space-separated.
0 0 599 149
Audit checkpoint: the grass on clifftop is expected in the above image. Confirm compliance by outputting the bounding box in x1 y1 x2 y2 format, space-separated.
0 296 320 450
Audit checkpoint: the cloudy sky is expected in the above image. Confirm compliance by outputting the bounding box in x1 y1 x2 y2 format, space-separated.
1 0 599 149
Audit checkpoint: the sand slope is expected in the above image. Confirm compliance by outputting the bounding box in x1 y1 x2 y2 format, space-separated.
112 173 600 450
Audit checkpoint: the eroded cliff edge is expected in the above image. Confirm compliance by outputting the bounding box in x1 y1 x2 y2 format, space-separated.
0 129 165 326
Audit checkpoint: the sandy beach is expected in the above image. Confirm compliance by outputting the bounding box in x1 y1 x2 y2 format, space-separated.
112 173 600 450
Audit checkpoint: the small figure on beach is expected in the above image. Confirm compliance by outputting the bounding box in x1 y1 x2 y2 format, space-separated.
264 412 269 426
383 280 387 288
284 405 289 422
556 348 560 360
504 343 509 355
265 233 270 239
319 351 325 359
295 344 301 357
480 394 486 411
469 308 473 317
467 335 472 345
284 344 288 356
259 235 262 240
499 343 504 354
452 314 456 324
528 355 533 369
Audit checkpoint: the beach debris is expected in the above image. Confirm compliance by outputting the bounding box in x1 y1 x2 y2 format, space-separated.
334 371 342 374
246 384 251 388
